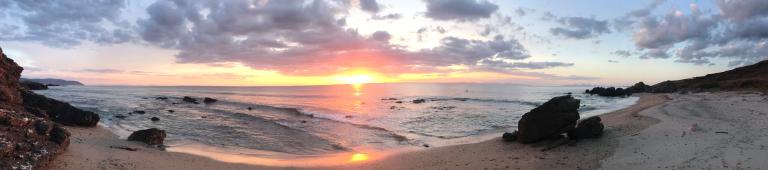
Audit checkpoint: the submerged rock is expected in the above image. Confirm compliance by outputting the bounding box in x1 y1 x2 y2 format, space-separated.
516 95 580 144
127 128 166 145
150 117 160 121
567 116 604 139
412 99 426 104
182 96 198 104
203 97 217 104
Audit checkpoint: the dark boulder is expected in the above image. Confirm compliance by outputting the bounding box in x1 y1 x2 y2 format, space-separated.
516 95 580 143
127 128 166 145
567 116 604 139
412 99 426 104
114 114 127 119
132 110 146 114
150 117 160 121
21 90 100 127
502 131 518 142
50 124 70 145
20 81 48 90
203 97 217 104
586 87 629 97
182 96 198 104
155 97 168 100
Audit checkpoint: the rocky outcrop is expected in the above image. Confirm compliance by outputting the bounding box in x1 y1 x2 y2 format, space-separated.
567 116 604 139
182 96 198 104
127 128 166 145
625 82 651 94
586 87 629 97
21 90 100 127
516 95 581 143
0 47 70 169
20 81 48 90
19 78 84 86
203 97 217 104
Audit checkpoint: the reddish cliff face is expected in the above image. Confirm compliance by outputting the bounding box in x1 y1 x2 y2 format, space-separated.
0 47 70 169
0 47 23 109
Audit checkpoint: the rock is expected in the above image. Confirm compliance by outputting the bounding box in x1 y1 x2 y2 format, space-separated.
167 110 174 113
247 107 252 111
395 101 403 104
21 90 100 127
203 97 218 104
155 97 168 100
114 114 127 119
651 81 679 93
412 99 426 104
127 128 166 145
625 82 651 94
567 116 604 139
150 117 160 121
49 124 70 145
20 81 48 90
516 95 580 143
586 87 628 97
345 115 353 118
132 110 146 114
0 47 70 169
502 131 518 142
182 96 198 104
390 106 396 109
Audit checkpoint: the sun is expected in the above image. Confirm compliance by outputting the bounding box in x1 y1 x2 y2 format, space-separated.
338 74 374 85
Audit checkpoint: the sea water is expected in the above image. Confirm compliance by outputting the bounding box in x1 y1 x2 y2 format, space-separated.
35 83 637 158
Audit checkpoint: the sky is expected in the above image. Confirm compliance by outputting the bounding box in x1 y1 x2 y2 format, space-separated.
0 0 766 86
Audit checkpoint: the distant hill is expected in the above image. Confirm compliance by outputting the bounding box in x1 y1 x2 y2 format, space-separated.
20 78 84 86
653 60 768 92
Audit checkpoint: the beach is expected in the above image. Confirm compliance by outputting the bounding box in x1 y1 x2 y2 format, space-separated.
48 92 768 169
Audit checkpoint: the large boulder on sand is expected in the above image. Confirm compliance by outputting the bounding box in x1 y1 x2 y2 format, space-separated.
21 90 100 127
516 95 580 143
127 128 166 145
182 96 198 104
567 116 604 139
203 97 217 104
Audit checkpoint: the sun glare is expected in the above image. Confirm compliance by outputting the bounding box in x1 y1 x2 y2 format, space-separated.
338 75 374 85
348 153 369 162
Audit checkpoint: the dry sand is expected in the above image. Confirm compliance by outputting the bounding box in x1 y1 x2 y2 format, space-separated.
48 92 768 170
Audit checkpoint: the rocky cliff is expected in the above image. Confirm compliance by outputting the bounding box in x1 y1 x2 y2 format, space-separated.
0 47 98 169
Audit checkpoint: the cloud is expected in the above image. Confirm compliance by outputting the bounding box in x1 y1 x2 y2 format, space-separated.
612 50 634 57
360 0 381 13
623 0 768 66
0 0 132 47
424 0 499 22
78 68 125 73
479 60 574 70
550 17 611 39
371 13 402 20
133 0 548 77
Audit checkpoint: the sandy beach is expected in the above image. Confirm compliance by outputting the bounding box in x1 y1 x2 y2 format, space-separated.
47 92 768 170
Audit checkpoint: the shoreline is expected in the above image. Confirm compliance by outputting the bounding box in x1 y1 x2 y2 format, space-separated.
48 93 669 169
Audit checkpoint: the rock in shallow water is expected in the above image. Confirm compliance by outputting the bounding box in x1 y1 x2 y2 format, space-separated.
183 96 198 104
128 128 166 145
203 97 217 104
516 95 580 144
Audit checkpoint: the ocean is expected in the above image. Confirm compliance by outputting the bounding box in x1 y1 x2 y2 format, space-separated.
35 83 637 159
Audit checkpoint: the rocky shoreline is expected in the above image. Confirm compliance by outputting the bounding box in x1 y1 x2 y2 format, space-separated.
0 47 99 169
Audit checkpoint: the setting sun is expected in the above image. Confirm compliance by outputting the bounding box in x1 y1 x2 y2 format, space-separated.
338 75 374 85
348 153 370 162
